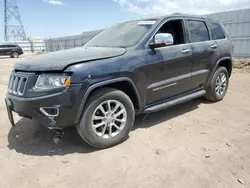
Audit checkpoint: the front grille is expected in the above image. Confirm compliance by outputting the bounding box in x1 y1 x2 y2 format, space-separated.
8 74 28 96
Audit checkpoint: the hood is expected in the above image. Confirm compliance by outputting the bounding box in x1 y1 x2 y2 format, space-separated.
14 47 127 71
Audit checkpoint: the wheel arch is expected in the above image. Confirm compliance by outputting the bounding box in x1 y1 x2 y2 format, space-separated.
206 57 232 88
11 51 19 54
217 57 232 77
75 77 141 124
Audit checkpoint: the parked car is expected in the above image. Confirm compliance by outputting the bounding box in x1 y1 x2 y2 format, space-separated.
5 13 233 149
0 44 23 58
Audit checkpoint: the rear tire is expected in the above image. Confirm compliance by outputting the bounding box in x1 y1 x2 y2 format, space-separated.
204 66 229 102
11 52 19 58
76 88 135 149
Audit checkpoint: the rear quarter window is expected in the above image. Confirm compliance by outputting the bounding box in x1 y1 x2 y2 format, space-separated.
207 22 226 40
187 20 210 43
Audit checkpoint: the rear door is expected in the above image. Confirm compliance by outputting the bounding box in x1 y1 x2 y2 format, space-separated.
186 19 221 90
206 22 231 57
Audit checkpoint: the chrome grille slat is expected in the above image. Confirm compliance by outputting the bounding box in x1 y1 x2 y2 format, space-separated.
16 77 21 93
8 74 28 96
12 77 18 94
17 77 23 95
18 78 27 95
8 76 14 93
12 76 17 92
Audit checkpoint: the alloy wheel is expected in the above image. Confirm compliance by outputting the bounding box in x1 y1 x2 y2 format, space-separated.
91 100 127 139
215 72 227 96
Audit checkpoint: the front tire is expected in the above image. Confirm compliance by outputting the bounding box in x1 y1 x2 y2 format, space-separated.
76 88 135 149
204 66 229 102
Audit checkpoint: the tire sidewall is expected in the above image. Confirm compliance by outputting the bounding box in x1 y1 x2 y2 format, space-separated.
210 67 229 101
77 90 135 149
12 52 19 58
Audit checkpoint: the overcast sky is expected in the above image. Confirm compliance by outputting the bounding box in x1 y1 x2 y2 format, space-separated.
0 0 249 40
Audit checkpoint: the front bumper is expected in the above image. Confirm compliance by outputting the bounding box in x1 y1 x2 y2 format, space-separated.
5 84 84 129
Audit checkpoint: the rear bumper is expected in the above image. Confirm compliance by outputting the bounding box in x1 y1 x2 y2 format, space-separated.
5 84 84 129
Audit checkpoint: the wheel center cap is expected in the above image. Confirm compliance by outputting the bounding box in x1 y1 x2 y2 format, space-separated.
106 116 113 123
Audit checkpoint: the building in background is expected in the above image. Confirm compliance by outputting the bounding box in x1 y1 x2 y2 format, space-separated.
44 8 250 59
0 37 46 52
206 8 250 59
44 30 102 52
27 37 42 41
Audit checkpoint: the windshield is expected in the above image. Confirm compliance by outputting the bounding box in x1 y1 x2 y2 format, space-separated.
85 20 157 48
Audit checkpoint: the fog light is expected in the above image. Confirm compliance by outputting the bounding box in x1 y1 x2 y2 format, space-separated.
40 107 59 117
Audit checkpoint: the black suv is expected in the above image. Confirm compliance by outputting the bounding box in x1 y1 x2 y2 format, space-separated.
5 14 232 148
0 44 23 58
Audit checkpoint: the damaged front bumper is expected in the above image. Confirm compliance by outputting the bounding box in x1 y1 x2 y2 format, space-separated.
5 84 83 129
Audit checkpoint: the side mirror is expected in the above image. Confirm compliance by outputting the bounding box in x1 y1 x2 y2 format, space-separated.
149 33 174 49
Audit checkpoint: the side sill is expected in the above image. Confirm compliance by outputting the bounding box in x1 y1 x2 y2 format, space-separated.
144 90 206 113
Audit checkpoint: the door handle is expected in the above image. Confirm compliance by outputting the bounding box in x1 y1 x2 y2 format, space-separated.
181 49 191 53
210 44 218 49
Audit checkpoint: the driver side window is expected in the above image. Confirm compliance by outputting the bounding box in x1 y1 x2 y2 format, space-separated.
153 19 185 46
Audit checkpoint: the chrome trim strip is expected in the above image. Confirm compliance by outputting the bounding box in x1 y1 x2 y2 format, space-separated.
153 83 177 91
148 69 209 89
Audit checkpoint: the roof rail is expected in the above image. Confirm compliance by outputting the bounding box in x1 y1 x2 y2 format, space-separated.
171 13 210 19
171 13 182 15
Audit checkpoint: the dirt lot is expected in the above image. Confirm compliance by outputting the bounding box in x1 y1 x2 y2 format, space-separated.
0 56 250 188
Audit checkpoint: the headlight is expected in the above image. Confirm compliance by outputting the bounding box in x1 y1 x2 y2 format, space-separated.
34 74 71 90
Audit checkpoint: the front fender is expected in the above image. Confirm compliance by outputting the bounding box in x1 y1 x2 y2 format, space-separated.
74 77 141 124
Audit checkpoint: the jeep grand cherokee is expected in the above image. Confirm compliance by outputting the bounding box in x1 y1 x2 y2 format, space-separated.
5 14 233 149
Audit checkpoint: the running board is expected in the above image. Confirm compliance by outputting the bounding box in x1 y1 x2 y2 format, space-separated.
144 90 206 113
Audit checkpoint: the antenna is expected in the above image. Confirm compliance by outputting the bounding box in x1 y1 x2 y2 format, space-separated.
4 0 26 41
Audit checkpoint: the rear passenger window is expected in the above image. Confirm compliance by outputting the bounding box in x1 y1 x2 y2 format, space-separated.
188 20 209 43
207 22 226 40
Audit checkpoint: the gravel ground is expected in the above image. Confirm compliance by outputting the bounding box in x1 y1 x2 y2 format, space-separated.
0 56 250 188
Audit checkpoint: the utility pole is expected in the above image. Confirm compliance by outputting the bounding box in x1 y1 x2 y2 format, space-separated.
4 0 26 41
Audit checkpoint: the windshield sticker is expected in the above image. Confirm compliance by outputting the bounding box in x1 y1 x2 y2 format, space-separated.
137 20 156 25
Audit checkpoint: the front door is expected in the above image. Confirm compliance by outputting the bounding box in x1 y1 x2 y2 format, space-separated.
143 19 193 105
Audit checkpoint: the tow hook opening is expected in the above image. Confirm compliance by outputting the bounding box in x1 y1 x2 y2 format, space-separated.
40 107 59 117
